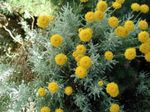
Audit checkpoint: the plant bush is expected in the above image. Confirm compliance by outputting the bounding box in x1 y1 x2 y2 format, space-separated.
0 0 150 112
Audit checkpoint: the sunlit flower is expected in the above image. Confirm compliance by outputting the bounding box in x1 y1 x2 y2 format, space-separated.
124 48 136 60
85 11 95 23
108 16 119 28
37 15 54 29
131 3 140 12
110 103 120 112
64 86 73 96
140 4 149 13
48 82 59 93
38 87 46 97
41 106 51 112
106 82 119 97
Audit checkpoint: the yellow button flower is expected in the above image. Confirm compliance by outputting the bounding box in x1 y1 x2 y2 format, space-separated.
145 52 150 62
72 51 84 62
108 16 119 28
79 28 93 42
138 31 149 43
37 15 54 29
94 10 104 21
85 11 95 23
76 45 86 54
98 80 104 87
48 82 59 93
106 82 119 97
75 54 84 62
139 43 150 54
64 86 73 96
131 3 140 12
79 56 92 69
112 2 122 9
55 53 67 65
124 48 136 60
124 20 134 32
138 20 148 30
50 34 63 47
140 4 149 13
41 106 51 112
104 51 114 61
72 51 79 58
96 1 108 12
55 108 64 112
115 26 128 37
38 87 46 97
80 0 88 3
110 103 120 112
75 66 87 79
115 0 125 4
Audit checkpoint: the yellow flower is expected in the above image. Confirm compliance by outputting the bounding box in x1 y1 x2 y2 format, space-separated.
145 52 150 62
72 51 78 58
50 34 63 47
139 43 150 54
106 82 119 97
115 0 125 4
79 56 92 69
79 28 93 42
80 0 88 3
112 2 122 9
55 53 67 65
48 82 59 93
110 103 120 112
75 66 87 79
37 15 54 29
124 20 134 32
72 50 85 62
55 108 64 112
96 1 108 12
131 3 140 12
138 31 149 43
98 80 104 87
38 87 46 97
115 26 128 37
41 106 51 112
108 16 119 28
85 11 95 23
138 20 148 30
76 44 86 54
104 51 114 61
75 54 84 62
64 86 73 96
140 4 149 13
94 10 104 21
124 48 136 60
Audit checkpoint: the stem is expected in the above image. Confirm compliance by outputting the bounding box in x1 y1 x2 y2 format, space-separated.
133 12 141 21
3 26 23 45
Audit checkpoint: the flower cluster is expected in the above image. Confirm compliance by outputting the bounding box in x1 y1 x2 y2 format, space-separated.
131 3 149 13
35 0 150 111
112 0 125 9
70 28 93 79
85 1 107 23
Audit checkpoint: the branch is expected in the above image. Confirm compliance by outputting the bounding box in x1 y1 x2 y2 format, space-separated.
2 26 23 45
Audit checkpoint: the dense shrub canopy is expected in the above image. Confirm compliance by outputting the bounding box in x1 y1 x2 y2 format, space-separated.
0 0 150 112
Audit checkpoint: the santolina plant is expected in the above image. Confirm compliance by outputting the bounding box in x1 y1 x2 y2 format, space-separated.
3 0 148 112
32 0 150 112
